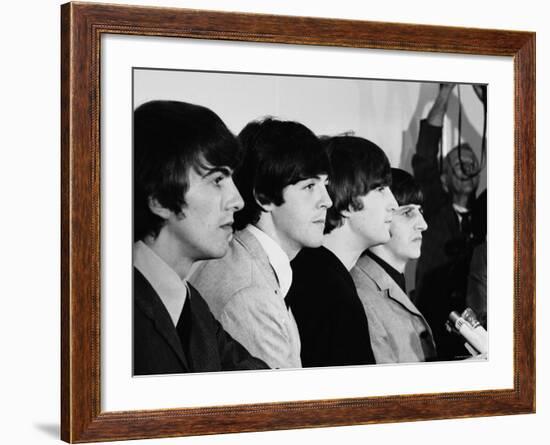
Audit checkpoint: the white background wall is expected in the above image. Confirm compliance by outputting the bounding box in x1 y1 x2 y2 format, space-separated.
0 1 544 444
134 67 486 185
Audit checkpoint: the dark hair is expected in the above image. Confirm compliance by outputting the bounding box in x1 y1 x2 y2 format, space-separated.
324 136 391 233
233 118 329 230
390 168 423 207
134 100 242 241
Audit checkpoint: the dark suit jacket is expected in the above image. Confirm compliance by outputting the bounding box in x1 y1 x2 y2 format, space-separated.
287 247 376 367
133 268 268 375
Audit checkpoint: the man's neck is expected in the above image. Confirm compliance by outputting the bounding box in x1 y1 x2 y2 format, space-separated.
323 225 366 271
143 233 193 280
254 216 299 260
369 245 406 273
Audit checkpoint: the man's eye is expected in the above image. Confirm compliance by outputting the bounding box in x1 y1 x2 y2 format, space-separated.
377 186 386 192
213 175 225 185
304 183 316 190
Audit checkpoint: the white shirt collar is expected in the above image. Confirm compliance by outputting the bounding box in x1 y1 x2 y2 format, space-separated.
452 203 470 223
246 225 293 298
133 240 188 327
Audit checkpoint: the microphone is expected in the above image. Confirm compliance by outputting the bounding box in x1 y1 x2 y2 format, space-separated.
446 308 488 355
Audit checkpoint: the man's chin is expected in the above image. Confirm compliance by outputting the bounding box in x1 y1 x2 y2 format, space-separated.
202 245 230 261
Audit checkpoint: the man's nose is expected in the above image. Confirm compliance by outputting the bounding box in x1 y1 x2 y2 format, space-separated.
226 178 244 212
416 213 428 232
386 188 398 212
318 184 333 209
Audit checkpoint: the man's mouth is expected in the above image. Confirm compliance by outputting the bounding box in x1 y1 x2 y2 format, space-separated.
312 215 326 225
220 221 234 230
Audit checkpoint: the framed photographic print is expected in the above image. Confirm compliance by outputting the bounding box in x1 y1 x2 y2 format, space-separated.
61 1 535 442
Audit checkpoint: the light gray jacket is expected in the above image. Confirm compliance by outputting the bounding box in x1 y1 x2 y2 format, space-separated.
351 254 436 364
189 229 301 369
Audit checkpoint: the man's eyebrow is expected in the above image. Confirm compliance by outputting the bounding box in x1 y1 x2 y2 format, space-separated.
370 178 390 189
395 204 420 212
313 174 330 182
201 166 233 178
296 175 327 182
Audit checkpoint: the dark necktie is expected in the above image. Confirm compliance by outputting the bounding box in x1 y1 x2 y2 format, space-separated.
459 211 473 238
176 295 193 370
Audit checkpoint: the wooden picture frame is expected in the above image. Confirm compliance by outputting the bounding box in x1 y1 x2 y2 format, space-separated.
61 1 535 442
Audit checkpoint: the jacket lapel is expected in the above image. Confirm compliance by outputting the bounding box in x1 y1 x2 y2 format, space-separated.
360 256 425 318
185 285 223 372
235 229 280 290
134 268 190 370
355 256 437 359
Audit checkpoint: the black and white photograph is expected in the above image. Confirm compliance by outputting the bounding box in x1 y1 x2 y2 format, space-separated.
132 68 488 376
5 0 543 443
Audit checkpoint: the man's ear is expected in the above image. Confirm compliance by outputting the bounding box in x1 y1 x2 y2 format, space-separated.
148 196 172 220
254 191 275 212
440 173 449 193
336 206 352 226
340 207 352 219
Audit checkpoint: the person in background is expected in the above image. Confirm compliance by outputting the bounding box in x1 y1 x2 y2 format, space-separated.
133 100 268 375
413 83 486 360
351 168 437 363
287 136 397 367
190 118 332 369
